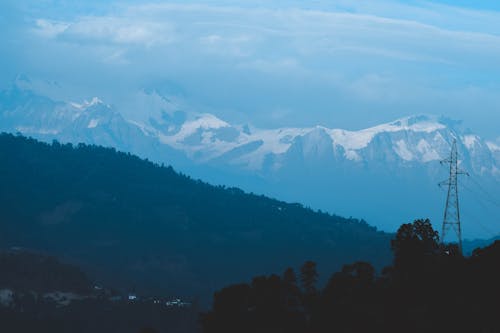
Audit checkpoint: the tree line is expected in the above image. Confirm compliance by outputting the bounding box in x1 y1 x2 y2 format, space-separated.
201 219 500 333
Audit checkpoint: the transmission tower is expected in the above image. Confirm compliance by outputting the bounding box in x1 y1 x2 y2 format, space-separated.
439 139 467 253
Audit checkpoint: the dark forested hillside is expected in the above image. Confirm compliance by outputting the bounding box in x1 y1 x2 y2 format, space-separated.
0 133 392 304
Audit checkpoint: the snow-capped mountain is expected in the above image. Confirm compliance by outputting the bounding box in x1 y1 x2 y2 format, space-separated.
144 108 498 179
4 78 496 178
0 80 191 167
1 80 499 238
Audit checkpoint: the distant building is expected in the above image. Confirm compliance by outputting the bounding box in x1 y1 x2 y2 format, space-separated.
165 298 191 307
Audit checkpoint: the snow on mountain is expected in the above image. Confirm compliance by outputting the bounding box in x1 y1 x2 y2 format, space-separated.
0 83 190 168
1 87 113 137
1 81 497 178
324 115 449 164
1 82 499 238
120 88 185 129
486 141 500 152
181 114 496 177
131 110 490 174
328 115 446 151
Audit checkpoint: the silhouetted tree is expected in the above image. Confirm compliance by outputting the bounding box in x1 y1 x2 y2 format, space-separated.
202 224 500 333
138 328 158 333
300 261 318 297
201 283 253 333
299 260 318 317
391 218 439 270
283 267 297 287
322 261 375 305
342 261 375 286
283 267 300 305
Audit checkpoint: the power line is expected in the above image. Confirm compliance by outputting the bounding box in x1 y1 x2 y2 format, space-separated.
461 182 497 211
460 182 500 227
461 210 495 236
467 176 500 208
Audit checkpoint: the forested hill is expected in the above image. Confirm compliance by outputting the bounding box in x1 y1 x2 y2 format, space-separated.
0 133 392 304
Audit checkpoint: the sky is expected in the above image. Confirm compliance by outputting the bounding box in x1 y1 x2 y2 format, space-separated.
1 0 500 139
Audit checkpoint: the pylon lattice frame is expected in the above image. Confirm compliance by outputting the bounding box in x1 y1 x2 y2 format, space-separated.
440 139 467 253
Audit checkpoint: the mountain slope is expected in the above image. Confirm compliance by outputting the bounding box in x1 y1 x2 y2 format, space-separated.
0 133 392 305
5 79 497 177
1 80 498 238
0 83 191 170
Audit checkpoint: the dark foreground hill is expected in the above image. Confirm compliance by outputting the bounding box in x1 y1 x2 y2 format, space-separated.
0 133 392 305
0 250 198 333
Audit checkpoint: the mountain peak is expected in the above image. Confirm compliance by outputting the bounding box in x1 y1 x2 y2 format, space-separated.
358 114 446 136
390 114 463 131
390 114 437 127
70 97 107 110
85 97 105 108
14 74 32 87
12 74 62 97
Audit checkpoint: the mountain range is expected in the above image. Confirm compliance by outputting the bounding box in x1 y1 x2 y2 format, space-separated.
1 76 499 238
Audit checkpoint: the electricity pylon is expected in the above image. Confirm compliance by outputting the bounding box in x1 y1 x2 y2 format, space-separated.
439 139 468 253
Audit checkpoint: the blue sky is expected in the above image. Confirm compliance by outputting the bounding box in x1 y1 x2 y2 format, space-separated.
1 0 499 139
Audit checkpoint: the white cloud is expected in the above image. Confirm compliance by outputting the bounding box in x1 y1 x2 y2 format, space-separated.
348 74 397 102
35 16 174 47
199 34 255 57
102 48 129 65
34 19 70 38
239 58 302 74
31 2 500 66
5 0 500 137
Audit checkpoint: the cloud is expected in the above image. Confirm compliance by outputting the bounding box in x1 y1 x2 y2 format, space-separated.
30 2 500 67
34 19 70 38
35 16 174 47
199 34 255 57
2 0 500 137
239 58 303 74
42 4 500 63
348 74 397 102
